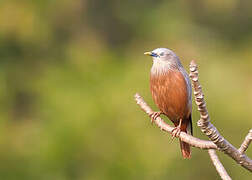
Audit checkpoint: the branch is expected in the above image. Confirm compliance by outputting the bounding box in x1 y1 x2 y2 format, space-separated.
189 60 252 172
238 129 252 154
208 149 232 180
135 60 252 179
135 93 230 178
134 93 217 149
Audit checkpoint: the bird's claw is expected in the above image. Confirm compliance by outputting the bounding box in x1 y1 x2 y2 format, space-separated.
171 118 182 139
171 127 181 139
149 111 162 124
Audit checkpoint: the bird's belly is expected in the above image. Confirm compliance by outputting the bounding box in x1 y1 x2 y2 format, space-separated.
150 71 190 123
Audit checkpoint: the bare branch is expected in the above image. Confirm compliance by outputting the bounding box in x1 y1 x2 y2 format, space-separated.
239 129 252 154
134 93 217 150
189 60 252 172
208 149 231 180
135 60 252 180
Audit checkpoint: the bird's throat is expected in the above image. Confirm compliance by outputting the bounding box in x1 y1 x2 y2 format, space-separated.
151 60 176 76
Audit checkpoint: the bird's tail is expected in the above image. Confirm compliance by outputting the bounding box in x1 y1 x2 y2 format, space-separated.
180 115 193 159
180 140 191 159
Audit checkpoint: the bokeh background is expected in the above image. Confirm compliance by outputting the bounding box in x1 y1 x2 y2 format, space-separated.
0 0 252 179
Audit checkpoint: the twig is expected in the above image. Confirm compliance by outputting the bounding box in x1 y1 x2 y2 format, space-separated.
135 93 217 149
189 60 252 172
238 129 252 154
208 149 232 180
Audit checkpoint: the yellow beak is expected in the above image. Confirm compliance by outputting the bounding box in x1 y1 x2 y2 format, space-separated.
144 52 152 56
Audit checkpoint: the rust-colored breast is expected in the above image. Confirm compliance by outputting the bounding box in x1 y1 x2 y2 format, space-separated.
150 70 191 125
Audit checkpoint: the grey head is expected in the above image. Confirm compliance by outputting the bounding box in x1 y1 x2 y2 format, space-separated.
144 48 183 71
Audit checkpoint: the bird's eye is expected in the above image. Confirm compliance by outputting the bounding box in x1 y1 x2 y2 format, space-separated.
160 52 164 56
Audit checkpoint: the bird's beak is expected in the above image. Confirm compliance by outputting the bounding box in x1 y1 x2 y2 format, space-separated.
144 52 152 56
144 51 158 57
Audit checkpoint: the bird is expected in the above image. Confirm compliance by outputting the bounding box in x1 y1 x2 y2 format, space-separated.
144 48 193 159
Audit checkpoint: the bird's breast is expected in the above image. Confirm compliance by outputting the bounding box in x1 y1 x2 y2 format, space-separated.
150 69 191 123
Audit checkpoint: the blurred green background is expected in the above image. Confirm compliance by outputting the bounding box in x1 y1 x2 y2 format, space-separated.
0 0 252 179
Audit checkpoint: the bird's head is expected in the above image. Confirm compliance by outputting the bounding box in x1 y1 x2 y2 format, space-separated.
144 48 182 73
144 48 178 62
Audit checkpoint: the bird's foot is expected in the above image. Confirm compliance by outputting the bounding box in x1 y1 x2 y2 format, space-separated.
171 118 182 139
149 111 163 124
171 127 181 139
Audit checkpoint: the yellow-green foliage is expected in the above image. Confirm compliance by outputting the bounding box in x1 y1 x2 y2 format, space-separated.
0 0 251 179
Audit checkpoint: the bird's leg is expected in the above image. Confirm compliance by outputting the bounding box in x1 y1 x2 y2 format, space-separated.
149 111 163 124
171 118 182 138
